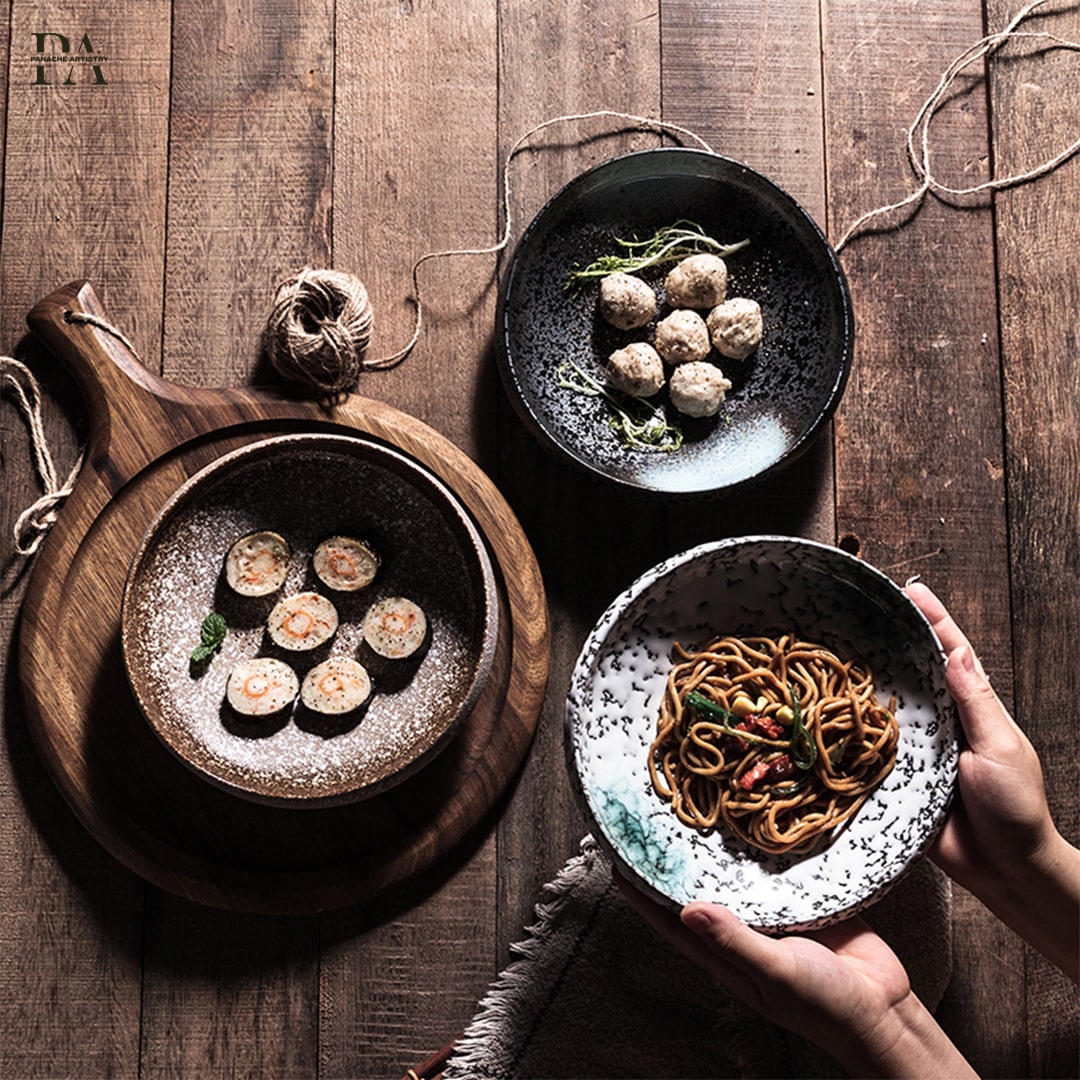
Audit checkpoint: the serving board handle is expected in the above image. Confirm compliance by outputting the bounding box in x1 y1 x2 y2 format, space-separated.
26 281 289 495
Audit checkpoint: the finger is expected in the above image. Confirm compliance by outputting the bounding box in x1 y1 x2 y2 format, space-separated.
904 582 982 673
681 902 795 985
614 877 754 995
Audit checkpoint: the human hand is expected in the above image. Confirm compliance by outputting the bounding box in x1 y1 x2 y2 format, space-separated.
906 580 1078 981
904 581 1055 893
616 876 974 1078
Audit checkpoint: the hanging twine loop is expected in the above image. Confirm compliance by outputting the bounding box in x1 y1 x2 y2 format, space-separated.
264 267 375 396
1 355 84 556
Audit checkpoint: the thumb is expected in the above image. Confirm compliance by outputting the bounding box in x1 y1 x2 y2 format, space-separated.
681 903 790 985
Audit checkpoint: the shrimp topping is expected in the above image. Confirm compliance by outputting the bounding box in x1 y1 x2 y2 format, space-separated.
268 592 339 651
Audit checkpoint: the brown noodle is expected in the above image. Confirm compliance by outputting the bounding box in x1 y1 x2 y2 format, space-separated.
648 634 899 854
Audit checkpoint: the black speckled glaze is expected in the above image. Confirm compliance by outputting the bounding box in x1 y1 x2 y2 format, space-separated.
497 149 854 495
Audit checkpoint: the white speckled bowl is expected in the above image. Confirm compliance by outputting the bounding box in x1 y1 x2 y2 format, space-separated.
565 536 959 932
122 433 499 808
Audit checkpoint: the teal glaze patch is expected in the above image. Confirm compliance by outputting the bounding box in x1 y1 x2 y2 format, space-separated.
594 785 686 890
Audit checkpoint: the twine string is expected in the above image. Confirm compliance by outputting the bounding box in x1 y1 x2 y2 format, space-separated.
366 110 716 370
3 312 137 554
1 356 84 556
64 308 144 361
835 0 1080 250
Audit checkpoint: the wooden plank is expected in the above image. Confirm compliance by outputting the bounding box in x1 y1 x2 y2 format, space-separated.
1 4 171 1077
822 3 1024 1076
494 0 665 961
661 0 835 551
321 2 501 1073
331 0 500 459
136 2 334 1075
984 2 1080 1074
320 854 497 1077
162 0 335 387
662 0 828 217
139 897 320 1077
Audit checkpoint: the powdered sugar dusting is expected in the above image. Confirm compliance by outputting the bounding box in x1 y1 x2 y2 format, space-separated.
123 434 498 806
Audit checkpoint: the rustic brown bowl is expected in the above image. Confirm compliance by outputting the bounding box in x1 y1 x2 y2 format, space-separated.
121 433 499 807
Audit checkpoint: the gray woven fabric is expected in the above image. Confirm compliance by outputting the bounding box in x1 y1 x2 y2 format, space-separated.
443 836 952 1080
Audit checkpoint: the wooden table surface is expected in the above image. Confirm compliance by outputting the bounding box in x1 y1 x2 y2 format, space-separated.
2 1 1077 1077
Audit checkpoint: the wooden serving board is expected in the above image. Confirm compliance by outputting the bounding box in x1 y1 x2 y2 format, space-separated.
17 281 550 914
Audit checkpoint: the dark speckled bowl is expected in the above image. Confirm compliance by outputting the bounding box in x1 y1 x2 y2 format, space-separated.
497 149 853 495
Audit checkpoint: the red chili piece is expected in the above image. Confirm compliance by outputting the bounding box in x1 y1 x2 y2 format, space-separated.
738 753 796 791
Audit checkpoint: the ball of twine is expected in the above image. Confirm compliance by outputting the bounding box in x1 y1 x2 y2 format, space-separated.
265 267 374 395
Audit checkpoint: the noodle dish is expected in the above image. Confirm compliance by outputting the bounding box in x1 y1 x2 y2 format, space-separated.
564 536 959 931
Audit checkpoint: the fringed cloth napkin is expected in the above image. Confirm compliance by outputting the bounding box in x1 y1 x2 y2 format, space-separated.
437 835 952 1080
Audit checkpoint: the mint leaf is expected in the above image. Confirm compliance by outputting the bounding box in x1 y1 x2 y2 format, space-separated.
190 612 227 667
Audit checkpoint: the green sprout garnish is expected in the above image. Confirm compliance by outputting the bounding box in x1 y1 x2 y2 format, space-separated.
556 358 683 453
565 220 749 290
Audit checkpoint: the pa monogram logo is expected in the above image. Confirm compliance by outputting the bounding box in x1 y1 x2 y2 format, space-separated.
31 33 108 86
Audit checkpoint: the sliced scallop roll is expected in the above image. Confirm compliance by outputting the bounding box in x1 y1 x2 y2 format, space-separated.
300 657 373 715
313 535 380 592
362 597 427 659
226 657 299 717
267 591 339 651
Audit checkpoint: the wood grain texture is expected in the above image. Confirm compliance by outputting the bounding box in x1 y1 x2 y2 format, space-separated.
662 0 827 217
332 0 501 459
823 3 1023 1075
163 0 335 387
2 5 171 1078
985 1 1080 1073
19 282 545 913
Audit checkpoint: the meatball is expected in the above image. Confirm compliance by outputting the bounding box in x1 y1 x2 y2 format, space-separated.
598 272 657 330
668 361 733 418
654 309 711 366
707 297 763 360
664 253 728 309
605 342 665 398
